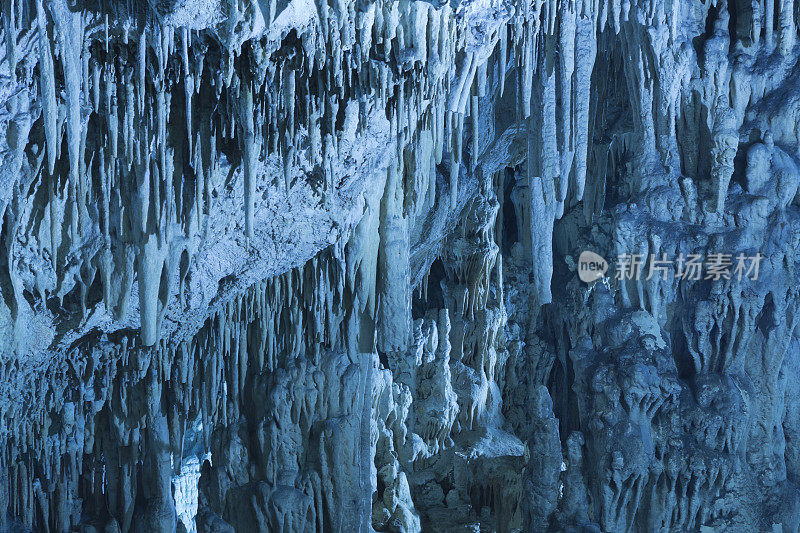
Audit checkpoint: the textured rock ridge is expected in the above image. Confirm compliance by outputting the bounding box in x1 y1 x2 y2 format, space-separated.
2 0 800 531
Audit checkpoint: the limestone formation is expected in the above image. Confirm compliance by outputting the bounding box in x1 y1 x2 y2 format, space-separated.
2 0 800 531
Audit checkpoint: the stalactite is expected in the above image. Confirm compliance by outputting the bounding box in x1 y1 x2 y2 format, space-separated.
4 0 800 531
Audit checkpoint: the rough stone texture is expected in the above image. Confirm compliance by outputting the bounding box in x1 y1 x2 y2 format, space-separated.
2 0 800 531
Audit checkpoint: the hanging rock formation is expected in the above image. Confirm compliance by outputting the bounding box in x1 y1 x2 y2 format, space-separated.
2 0 800 531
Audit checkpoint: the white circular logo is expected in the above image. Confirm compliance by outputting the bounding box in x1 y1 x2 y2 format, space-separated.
577 251 608 282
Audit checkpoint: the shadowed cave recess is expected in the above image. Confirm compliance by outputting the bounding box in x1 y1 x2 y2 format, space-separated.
2 0 800 531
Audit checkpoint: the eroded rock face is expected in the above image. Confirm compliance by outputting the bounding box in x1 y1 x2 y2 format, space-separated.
2 0 800 531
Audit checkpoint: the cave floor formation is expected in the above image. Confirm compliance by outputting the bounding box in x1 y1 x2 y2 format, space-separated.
2 0 800 531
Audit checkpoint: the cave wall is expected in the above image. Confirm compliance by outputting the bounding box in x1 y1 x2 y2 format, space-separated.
2 0 800 531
